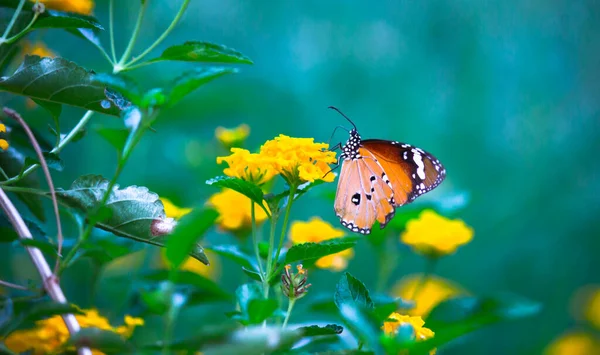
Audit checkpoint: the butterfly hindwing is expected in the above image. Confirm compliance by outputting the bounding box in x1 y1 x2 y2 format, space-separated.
360 139 446 206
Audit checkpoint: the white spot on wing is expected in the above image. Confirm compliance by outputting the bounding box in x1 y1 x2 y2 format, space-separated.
412 149 426 180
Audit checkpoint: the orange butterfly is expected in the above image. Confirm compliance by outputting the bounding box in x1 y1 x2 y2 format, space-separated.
329 107 446 234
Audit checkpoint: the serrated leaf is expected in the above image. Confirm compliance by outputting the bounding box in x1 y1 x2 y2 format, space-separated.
165 208 218 269
95 127 129 152
206 176 269 217
55 175 208 264
0 56 125 116
334 272 374 310
285 238 357 264
166 67 237 107
299 324 344 336
148 41 253 65
0 148 44 221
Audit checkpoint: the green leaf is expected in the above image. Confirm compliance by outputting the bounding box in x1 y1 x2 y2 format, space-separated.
206 176 269 216
0 213 45 243
208 244 255 270
246 299 278 324
148 41 253 65
0 56 125 116
0 148 45 221
55 175 209 264
285 238 357 264
42 152 63 171
236 283 262 316
17 238 57 256
334 272 374 310
31 10 103 31
202 326 301 355
92 73 142 105
336 303 383 354
33 99 62 126
95 127 129 153
165 208 218 269
0 296 12 330
66 327 132 354
408 294 542 354
166 67 237 107
299 324 344 336
141 323 239 351
144 270 233 302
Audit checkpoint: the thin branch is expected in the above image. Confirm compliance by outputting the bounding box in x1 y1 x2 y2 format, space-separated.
0 279 28 291
0 189 92 355
3 108 63 272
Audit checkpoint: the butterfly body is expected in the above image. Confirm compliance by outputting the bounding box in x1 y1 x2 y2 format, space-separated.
334 128 446 234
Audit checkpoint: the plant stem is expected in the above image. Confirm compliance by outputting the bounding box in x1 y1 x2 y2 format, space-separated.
264 215 277 298
282 299 296 328
4 12 40 44
250 202 265 280
0 110 95 186
272 185 297 271
117 0 148 68
124 0 191 67
1 186 48 196
0 279 28 290
0 188 92 355
109 0 117 63
0 0 26 43
410 257 438 301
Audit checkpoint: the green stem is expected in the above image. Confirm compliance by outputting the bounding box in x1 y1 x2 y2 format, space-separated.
281 299 296 328
0 110 95 186
124 0 190 67
117 0 148 68
0 0 26 43
109 0 117 63
1 186 48 196
272 185 297 272
264 215 277 298
3 12 39 44
251 201 265 280
410 257 438 301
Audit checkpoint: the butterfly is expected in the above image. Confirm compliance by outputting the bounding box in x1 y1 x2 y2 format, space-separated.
328 107 446 235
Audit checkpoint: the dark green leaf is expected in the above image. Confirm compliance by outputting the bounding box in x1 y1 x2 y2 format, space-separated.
166 67 237 107
144 270 232 301
17 238 57 256
33 99 62 126
0 56 125 116
148 41 253 65
208 244 255 270
31 10 103 31
42 152 63 171
408 294 542 354
165 208 218 269
0 148 44 221
56 175 209 264
141 323 239 351
66 327 132 353
0 213 45 243
334 272 374 310
92 73 142 105
285 238 357 264
242 267 262 282
299 324 344 336
95 127 129 152
206 176 269 216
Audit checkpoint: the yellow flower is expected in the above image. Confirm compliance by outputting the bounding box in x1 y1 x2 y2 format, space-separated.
570 285 600 329
215 124 250 148
401 210 473 257
32 0 94 15
383 313 435 354
544 331 600 355
3 308 143 355
207 188 269 231
392 274 467 317
0 123 8 151
22 41 57 58
259 134 337 184
217 148 277 185
289 217 353 271
160 197 192 220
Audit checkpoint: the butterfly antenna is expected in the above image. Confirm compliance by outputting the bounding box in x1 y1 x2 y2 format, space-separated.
328 106 358 131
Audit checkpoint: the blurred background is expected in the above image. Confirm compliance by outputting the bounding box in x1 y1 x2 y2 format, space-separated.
2 0 600 353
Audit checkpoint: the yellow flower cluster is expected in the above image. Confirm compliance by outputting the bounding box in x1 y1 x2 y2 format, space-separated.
392 274 467 317
383 313 435 353
32 0 94 15
0 122 8 151
289 217 353 271
217 134 337 186
3 309 143 355
401 210 474 257
208 188 269 231
215 124 250 147
22 41 56 58
160 197 192 220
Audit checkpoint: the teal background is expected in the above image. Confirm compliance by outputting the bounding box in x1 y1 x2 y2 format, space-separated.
2 1 600 353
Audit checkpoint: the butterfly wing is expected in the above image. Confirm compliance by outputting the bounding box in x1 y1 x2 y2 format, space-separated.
360 139 446 206
334 157 395 234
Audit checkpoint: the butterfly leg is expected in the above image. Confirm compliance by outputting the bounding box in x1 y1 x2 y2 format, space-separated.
323 151 344 178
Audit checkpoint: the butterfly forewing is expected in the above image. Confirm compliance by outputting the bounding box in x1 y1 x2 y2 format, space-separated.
361 139 446 205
